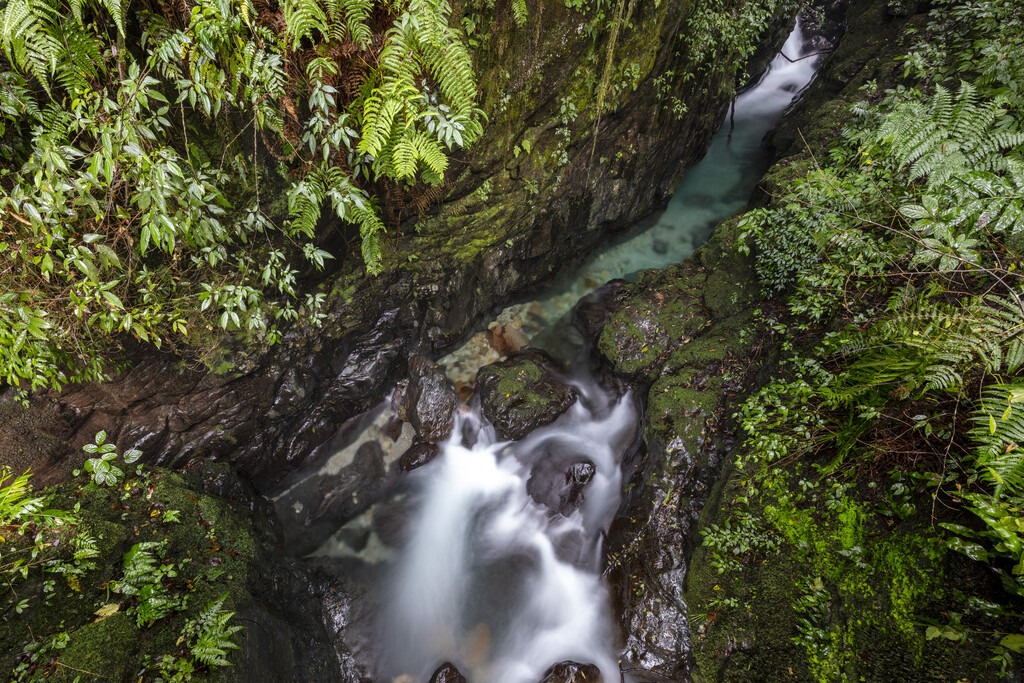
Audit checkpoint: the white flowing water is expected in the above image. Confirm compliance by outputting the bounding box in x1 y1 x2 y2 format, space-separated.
376 382 639 682
440 17 827 384
277 16 831 683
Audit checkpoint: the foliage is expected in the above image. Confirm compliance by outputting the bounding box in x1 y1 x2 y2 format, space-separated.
685 0 798 84
183 593 243 667
4 437 249 680
79 429 142 486
0 467 55 531
700 508 781 574
114 540 188 627
0 0 484 392
357 0 484 183
0 468 71 585
732 0 1024 613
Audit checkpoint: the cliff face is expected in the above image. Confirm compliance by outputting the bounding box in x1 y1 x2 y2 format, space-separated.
0 0 781 489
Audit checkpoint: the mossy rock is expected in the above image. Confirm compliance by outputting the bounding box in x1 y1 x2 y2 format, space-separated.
597 267 711 382
58 612 141 681
686 459 1023 682
0 464 317 682
477 351 577 441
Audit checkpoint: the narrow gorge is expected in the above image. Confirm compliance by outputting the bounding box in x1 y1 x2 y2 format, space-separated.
3 0 1024 680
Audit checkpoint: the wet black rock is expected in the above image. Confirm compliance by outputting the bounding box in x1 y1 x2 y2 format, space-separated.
527 458 596 516
399 441 440 471
394 355 458 443
477 351 577 441
573 281 629 341
540 661 603 683
430 662 468 683
272 439 388 557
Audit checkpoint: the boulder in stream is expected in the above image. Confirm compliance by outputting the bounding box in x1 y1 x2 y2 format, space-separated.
430 662 468 683
527 458 596 516
540 661 603 683
398 441 440 472
477 351 577 441
392 355 458 443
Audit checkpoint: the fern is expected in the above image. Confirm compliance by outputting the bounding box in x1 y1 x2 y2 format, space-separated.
1 0 123 94
185 594 244 668
0 468 46 527
832 294 1024 396
511 0 527 26
283 0 330 48
972 382 1024 497
878 82 1024 190
355 0 482 183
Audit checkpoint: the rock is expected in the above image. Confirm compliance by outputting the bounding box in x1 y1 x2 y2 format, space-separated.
487 323 531 357
476 351 577 441
399 355 458 443
573 281 628 341
399 442 440 472
540 661 603 683
597 263 709 382
430 662 467 683
272 439 388 557
527 458 595 516
652 238 669 255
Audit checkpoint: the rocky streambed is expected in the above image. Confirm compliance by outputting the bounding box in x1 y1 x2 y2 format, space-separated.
5 0 988 680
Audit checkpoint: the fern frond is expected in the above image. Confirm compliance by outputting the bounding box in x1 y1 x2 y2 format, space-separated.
511 0 527 26
972 382 1024 497
284 0 329 48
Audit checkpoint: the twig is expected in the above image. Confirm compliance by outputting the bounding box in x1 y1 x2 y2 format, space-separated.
54 660 107 678
779 49 831 63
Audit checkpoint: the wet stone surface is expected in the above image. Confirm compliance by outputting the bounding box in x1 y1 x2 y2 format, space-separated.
393 355 458 444
430 662 468 683
540 661 603 683
477 351 578 441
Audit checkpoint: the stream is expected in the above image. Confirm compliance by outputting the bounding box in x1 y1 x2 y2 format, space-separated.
271 16 827 683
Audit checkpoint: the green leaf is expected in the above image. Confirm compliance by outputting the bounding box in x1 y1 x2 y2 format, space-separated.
1001 634 1024 653
101 291 124 310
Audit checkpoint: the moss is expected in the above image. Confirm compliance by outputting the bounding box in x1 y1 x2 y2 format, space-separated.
59 612 141 681
686 456 1014 682
648 373 719 435
598 299 671 379
490 361 544 396
2 466 265 682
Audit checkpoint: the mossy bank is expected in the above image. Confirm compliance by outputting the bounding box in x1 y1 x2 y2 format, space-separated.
1 457 341 682
590 0 1024 678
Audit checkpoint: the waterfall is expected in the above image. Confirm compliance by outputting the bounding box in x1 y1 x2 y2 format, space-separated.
375 381 638 682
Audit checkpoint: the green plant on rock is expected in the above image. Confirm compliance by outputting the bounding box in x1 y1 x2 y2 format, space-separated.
183 593 243 668
700 509 781 574
79 430 142 487
114 540 188 627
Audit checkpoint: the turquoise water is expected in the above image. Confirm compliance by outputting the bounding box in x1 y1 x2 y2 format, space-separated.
531 17 824 328
440 18 825 380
